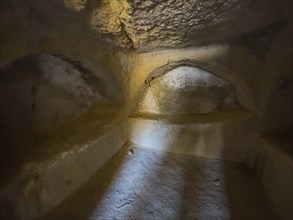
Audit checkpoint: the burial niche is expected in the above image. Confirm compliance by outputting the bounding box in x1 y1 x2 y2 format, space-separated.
137 65 239 116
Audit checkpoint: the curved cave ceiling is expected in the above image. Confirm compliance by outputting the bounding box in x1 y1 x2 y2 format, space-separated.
62 0 293 50
0 0 292 56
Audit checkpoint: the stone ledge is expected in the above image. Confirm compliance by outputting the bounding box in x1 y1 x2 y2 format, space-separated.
0 120 127 220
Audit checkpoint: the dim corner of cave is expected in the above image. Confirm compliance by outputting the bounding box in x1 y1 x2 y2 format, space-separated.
0 0 293 220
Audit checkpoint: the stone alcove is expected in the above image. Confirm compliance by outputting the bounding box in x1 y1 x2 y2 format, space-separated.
0 53 127 219
137 65 239 116
131 61 249 122
129 61 253 159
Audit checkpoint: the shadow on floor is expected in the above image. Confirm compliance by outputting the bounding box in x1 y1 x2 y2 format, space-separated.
43 142 131 220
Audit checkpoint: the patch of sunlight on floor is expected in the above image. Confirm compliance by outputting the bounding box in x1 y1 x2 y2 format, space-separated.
44 144 275 220
88 146 274 220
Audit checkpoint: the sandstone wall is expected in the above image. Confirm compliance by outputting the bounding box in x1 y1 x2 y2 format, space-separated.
0 1 131 219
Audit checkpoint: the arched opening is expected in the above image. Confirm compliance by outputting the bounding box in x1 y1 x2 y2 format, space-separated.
138 65 239 116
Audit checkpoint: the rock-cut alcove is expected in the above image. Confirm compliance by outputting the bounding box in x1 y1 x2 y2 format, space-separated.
136 65 239 116
0 53 127 219
129 60 253 159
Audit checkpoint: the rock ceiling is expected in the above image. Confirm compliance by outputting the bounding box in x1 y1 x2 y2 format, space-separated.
63 0 292 50
1 0 293 52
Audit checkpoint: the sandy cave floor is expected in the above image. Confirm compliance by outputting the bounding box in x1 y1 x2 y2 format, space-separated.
46 145 276 220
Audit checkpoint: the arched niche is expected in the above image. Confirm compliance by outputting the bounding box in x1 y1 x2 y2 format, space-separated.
0 53 127 220
0 53 125 179
134 64 240 117
0 53 123 137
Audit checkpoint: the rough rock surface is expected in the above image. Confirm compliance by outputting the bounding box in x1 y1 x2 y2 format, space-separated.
1 0 292 51
45 146 276 220
84 0 292 49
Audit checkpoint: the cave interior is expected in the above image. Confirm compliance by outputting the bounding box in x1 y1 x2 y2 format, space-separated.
0 0 292 220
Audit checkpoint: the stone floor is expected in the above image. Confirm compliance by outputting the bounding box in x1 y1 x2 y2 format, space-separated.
45 145 276 220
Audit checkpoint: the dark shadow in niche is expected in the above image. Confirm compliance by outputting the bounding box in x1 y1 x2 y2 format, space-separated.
231 18 289 63
220 116 277 219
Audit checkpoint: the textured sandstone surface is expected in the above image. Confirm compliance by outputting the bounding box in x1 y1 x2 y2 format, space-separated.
78 0 293 49
125 0 293 49
3 0 291 52
79 0 292 49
